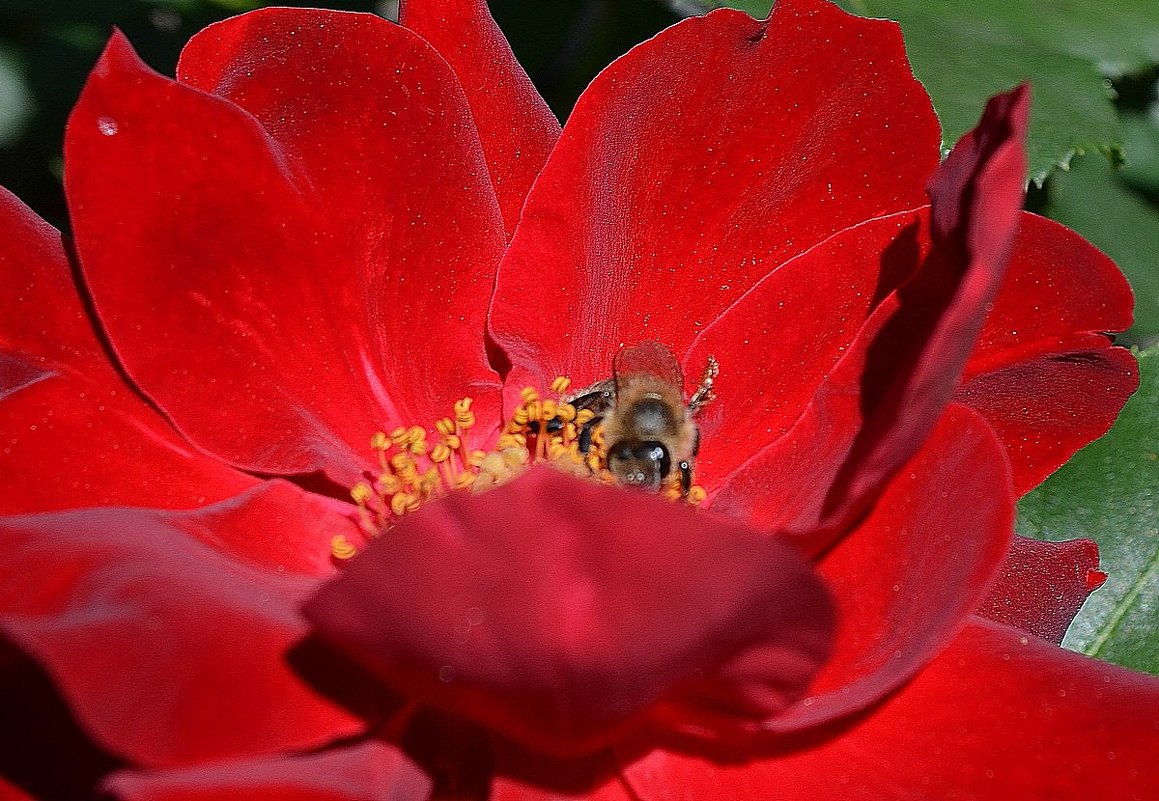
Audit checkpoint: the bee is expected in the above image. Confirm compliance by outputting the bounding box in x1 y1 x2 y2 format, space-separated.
566 341 718 496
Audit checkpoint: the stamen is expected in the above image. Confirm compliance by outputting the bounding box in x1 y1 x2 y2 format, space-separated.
333 377 707 562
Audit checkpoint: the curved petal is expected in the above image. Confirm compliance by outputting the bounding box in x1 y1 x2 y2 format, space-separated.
975 535 1105 644
769 403 1014 731
711 86 1028 547
686 208 925 490
399 0 561 237
0 482 365 768
104 742 431 801
305 468 833 756
958 213 1137 494
618 618 1159 801
0 186 254 514
67 22 503 487
488 0 939 398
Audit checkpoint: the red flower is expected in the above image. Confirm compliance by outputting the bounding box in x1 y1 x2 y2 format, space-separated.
0 0 1154 799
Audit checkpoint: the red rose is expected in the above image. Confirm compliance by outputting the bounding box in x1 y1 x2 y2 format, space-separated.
0 0 1154 799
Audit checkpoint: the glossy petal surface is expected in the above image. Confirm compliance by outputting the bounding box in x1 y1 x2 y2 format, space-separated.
711 86 1027 547
305 468 833 756
0 187 254 514
771 403 1014 730
958 212 1137 495
68 21 503 486
0 483 363 767
400 0 561 237
619 618 1159 800
976 535 1105 644
105 742 432 801
489 0 939 399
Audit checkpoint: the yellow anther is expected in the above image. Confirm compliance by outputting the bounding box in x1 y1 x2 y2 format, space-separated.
431 442 452 463
444 434 461 449
454 398 475 429
575 409 595 425
469 449 487 467
520 387 540 404
557 403 577 423
390 427 410 446
512 407 529 426
378 472 403 494
551 376 571 394
331 534 357 560
391 492 419 517
687 486 707 505
350 481 373 505
371 431 390 451
454 471 477 489
436 417 455 436
497 432 526 449
525 399 542 420
407 425 426 444
541 399 558 419
408 439 428 456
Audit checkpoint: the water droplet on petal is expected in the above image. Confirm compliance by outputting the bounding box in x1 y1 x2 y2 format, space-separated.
97 116 119 136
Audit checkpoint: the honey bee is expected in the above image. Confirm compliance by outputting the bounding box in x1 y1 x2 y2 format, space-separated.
566 341 718 495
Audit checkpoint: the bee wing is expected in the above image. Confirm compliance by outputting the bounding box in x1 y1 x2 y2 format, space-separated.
613 341 684 392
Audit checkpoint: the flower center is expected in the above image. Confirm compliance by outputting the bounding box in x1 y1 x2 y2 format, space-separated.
331 375 706 561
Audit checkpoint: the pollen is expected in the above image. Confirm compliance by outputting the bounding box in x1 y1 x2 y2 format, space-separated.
331 378 705 562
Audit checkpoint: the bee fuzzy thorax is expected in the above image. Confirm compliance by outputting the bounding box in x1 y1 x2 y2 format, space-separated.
332 359 710 563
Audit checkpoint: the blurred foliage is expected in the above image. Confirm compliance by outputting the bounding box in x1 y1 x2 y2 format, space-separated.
1019 345 1159 674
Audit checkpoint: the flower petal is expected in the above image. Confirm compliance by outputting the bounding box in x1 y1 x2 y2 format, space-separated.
712 86 1028 546
400 0 561 238
67 23 503 486
617 618 1159 801
304 468 833 756
770 403 1014 730
0 482 366 767
488 0 939 396
958 212 1137 495
0 187 254 514
975 535 1105 644
104 742 431 801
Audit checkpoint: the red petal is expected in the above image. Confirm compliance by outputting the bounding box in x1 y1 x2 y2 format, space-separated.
400 0 561 238
770 404 1014 730
712 86 1028 545
488 0 939 397
0 483 364 767
686 208 923 490
104 742 431 801
304 468 833 756
0 186 254 514
618 618 1159 800
959 213 1137 495
67 23 503 486
975 535 1104 644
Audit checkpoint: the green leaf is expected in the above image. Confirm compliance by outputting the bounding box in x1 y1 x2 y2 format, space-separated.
1041 154 1159 346
1018 345 1159 674
1120 109 1159 197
